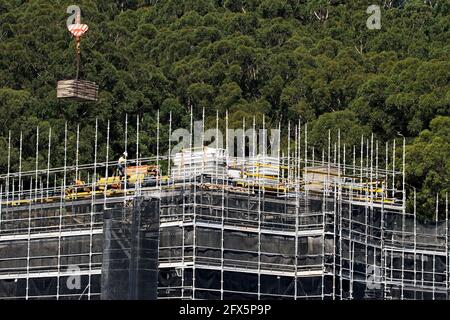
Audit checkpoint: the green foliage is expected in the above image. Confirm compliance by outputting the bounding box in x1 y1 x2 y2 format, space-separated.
309 110 371 155
405 116 450 220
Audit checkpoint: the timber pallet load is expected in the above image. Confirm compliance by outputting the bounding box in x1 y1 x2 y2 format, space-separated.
57 79 99 102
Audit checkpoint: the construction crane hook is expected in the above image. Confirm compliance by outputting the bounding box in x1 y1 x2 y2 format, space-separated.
68 24 89 80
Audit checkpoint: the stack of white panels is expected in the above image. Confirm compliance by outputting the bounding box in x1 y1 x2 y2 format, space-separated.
172 147 228 179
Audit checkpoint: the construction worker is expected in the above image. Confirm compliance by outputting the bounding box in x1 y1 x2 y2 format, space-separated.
116 152 128 177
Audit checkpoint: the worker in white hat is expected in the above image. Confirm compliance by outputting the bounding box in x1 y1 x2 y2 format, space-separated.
116 152 128 177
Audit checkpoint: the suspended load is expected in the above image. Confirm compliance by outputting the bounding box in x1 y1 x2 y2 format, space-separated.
57 19 98 102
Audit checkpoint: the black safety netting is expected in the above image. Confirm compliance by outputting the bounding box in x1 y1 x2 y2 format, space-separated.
101 197 159 300
2 181 450 300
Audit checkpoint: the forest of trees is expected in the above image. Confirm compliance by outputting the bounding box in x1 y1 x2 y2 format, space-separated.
0 0 448 218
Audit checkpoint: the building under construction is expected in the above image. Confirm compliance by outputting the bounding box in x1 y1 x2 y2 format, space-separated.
0 116 448 300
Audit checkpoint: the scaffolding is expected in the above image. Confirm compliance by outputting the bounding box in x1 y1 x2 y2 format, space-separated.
0 111 448 300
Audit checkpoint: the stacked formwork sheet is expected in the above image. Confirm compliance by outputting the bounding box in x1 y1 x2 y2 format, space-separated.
172 147 228 179
304 166 342 192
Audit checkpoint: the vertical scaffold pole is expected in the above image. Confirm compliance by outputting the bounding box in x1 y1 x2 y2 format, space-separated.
11 178 14 205
191 106 197 300
392 140 396 199
57 123 68 299
168 111 172 180
88 118 98 300
402 137 406 210
0 185 2 231
6 131 11 207
220 144 225 300
327 130 331 175
381 172 386 299
445 193 448 300
18 132 22 200
35 127 39 202
433 194 439 300
370 134 374 203
436 194 439 224
321 128 330 300
322 148 325 166
338 130 343 300
75 124 80 182
216 110 220 182
56 125 64 300
349 143 354 300
53 186 61 298
64 122 68 200
257 139 262 301
225 109 229 157
333 142 336 164
385 142 389 201
104 120 110 207
157 110 160 190
294 124 298 181
421 252 424 299
312 146 315 166
360 136 364 199
350 241 354 299
364 139 369 298
136 115 140 194
343 144 346 176
375 141 379 201
401 137 406 300
190 106 193 184
40 178 43 207
253 116 256 158
221 109 229 300
304 124 308 180
296 120 303 297
296 122 300 184
298 119 301 176
181 107 189 298
202 108 206 181
262 115 266 158
25 178 33 300
413 189 417 300
46 128 52 199
366 138 369 181
353 145 356 178
277 121 281 197
332 143 337 300
124 114 128 204
288 121 291 185
241 117 245 177
294 123 299 300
